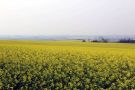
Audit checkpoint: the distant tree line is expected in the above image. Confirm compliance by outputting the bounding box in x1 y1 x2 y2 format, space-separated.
82 37 108 43
81 38 135 43
118 38 135 43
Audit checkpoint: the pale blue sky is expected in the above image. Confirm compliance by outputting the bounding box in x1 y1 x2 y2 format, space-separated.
0 0 135 35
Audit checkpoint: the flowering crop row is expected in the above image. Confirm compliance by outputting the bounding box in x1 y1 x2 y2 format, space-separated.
0 41 135 89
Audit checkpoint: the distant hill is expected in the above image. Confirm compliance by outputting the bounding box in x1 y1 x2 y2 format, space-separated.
0 35 135 41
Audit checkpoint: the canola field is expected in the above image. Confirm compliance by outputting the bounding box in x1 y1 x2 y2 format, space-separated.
0 40 135 90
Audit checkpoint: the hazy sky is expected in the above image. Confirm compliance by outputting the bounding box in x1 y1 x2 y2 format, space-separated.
0 0 135 35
